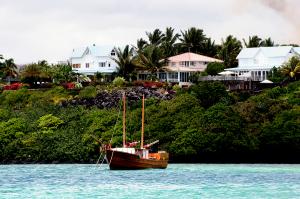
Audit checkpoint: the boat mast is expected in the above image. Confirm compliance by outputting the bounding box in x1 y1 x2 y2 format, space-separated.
123 93 126 147
141 94 144 149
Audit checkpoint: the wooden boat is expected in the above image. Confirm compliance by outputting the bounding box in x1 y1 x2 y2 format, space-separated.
106 94 169 170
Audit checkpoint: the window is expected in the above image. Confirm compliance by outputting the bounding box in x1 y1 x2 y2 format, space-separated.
138 74 148 80
190 61 196 66
180 72 190 82
168 72 178 80
111 50 116 56
108 63 111 67
99 62 106 67
72 64 81 68
159 73 167 80
85 63 89 68
170 62 176 67
180 61 191 67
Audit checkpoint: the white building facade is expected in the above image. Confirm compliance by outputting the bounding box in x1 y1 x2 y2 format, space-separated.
70 45 118 75
226 46 300 81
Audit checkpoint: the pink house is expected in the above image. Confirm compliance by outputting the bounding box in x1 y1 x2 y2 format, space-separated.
138 52 223 85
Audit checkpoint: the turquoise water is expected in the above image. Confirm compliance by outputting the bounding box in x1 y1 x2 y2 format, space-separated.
0 164 299 199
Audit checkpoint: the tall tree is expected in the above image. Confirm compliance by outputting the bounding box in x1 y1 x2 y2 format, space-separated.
217 35 242 68
161 27 180 58
136 45 165 80
146 29 165 46
136 38 148 52
202 38 218 57
52 64 76 83
179 27 207 54
2 58 18 83
20 63 42 85
243 36 262 48
261 37 275 47
38 60 52 82
112 45 138 81
280 56 300 80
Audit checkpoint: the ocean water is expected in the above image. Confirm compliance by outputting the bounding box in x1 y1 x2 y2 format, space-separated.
0 164 299 199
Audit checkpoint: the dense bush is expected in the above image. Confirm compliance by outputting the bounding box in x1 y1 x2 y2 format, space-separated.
205 62 225 76
112 77 126 87
78 86 97 99
0 81 299 163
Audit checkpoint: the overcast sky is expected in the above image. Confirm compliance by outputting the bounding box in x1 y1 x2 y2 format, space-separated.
0 0 299 64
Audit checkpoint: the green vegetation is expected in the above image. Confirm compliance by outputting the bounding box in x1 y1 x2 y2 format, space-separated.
0 80 299 163
205 62 225 76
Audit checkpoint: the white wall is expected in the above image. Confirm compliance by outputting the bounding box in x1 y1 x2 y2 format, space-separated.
71 54 117 75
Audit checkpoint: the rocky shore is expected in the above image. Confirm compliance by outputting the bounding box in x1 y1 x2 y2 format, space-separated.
62 87 175 108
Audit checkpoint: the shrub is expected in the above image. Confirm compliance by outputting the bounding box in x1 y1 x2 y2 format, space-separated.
112 77 126 87
189 81 229 108
205 62 225 76
78 86 97 99
37 114 64 130
172 84 181 92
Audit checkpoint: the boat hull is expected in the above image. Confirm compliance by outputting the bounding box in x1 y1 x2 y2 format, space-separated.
106 149 168 170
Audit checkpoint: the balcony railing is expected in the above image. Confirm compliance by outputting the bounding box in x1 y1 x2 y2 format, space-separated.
199 76 251 81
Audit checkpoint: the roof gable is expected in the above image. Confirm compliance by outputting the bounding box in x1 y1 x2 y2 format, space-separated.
294 47 300 55
167 52 223 63
237 46 294 59
71 45 115 58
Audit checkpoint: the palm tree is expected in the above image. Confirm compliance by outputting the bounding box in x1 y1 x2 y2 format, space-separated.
243 36 262 48
112 45 137 81
20 63 42 85
280 56 300 80
217 35 242 68
2 58 18 83
161 27 180 58
179 27 207 54
261 38 275 47
136 45 165 80
136 38 148 52
202 38 218 57
146 29 165 46
38 60 52 82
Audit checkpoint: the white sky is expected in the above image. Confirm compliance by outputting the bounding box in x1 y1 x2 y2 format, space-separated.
0 0 299 64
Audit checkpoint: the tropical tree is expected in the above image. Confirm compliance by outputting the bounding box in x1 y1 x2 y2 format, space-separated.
217 35 242 68
202 38 219 57
161 27 180 58
112 45 137 81
38 60 52 82
179 27 207 54
146 29 165 46
205 62 225 76
2 58 18 83
243 36 262 48
52 64 76 83
261 37 275 47
136 38 148 52
136 45 165 80
20 63 42 85
280 56 300 80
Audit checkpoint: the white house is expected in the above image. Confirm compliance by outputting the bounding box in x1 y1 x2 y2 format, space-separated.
138 52 223 86
225 46 300 81
70 45 118 75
